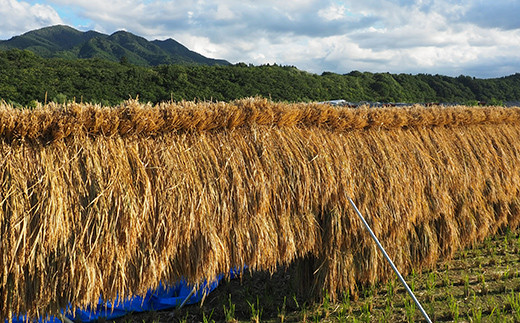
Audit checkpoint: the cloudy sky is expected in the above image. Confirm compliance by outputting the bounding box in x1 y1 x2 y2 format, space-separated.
1 0 520 78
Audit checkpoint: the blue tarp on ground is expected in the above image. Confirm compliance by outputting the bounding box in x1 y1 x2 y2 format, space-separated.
8 269 240 323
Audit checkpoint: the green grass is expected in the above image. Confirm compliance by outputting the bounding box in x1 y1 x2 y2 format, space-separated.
113 228 520 322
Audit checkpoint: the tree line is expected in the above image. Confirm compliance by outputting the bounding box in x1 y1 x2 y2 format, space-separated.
1 49 519 107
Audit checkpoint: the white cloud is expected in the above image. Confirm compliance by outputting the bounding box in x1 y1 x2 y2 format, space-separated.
2 0 520 77
318 3 346 21
176 34 231 59
214 4 234 20
0 0 63 39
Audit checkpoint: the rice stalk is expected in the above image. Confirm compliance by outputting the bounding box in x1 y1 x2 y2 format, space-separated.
0 99 520 320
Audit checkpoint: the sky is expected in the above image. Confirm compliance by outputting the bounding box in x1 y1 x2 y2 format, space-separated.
1 0 520 78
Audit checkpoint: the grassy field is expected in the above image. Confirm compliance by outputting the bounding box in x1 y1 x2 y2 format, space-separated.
113 228 520 322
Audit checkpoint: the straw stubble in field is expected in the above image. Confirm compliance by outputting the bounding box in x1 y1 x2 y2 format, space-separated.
1 99 520 320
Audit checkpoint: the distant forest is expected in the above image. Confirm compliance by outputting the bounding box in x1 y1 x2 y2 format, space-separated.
1 48 519 107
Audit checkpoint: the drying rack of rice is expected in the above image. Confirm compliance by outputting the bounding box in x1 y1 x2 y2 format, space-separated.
1 98 520 320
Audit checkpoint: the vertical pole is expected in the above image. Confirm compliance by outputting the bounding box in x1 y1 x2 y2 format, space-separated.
348 197 432 323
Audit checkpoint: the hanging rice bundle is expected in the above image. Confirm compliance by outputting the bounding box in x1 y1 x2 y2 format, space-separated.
1 98 520 320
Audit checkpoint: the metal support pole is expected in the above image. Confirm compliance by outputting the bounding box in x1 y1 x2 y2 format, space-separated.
348 197 432 323
59 313 74 323
179 286 197 309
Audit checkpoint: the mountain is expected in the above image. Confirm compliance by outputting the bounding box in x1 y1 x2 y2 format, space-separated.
0 25 229 66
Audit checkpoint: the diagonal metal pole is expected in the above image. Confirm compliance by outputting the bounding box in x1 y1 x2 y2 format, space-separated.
59 313 74 323
348 197 432 323
179 286 197 309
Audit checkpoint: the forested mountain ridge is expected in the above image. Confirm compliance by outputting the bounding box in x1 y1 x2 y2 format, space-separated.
0 25 229 66
0 48 519 107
